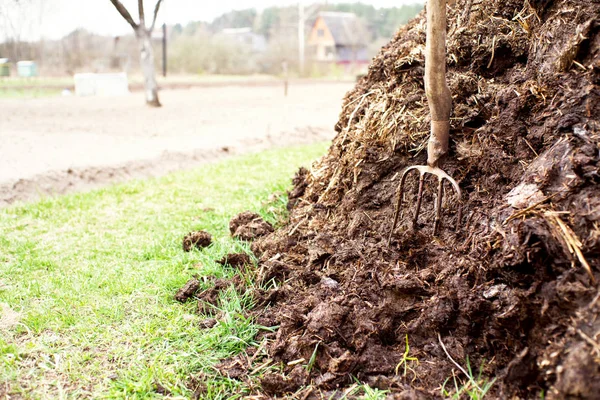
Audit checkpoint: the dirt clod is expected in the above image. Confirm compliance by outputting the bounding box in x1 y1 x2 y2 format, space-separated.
187 374 208 400
215 253 252 270
287 167 310 210
182 231 212 252
260 366 308 396
199 318 218 329
229 212 274 241
174 278 200 302
153 383 171 396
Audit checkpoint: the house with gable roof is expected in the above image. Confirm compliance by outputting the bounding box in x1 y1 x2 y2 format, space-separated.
307 11 369 68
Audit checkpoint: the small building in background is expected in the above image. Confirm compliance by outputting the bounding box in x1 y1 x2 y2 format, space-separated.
16 61 38 77
0 58 11 77
221 27 267 53
74 72 129 97
307 12 369 70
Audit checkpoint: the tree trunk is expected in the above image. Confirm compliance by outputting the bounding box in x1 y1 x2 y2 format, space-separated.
136 28 161 107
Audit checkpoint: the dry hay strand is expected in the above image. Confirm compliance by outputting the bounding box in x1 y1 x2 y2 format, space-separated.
543 210 596 284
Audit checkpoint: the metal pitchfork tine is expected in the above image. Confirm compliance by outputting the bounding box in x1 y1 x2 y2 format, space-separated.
389 166 462 243
388 0 462 244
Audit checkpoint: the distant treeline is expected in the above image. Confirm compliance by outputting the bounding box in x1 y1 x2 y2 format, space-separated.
0 2 424 77
176 3 424 41
167 2 424 76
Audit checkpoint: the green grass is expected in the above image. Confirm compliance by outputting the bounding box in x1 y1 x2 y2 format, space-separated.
441 357 496 400
0 74 353 98
0 77 73 88
0 77 68 98
0 87 62 98
0 143 328 399
0 75 276 88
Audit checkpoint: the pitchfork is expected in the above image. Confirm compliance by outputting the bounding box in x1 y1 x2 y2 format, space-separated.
389 0 462 242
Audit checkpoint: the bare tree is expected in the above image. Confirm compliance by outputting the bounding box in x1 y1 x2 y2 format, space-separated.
109 0 163 107
297 2 320 76
0 0 44 61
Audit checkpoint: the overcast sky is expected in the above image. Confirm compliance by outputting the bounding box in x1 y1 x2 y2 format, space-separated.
1 0 423 41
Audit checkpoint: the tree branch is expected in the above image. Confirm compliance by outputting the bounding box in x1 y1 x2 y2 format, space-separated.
138 0 145 28
149 0 163 32
108 0 138 29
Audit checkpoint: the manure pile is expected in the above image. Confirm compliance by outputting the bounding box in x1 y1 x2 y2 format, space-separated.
189 0 600 398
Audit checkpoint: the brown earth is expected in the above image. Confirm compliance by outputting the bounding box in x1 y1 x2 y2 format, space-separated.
223 0 600 398
229 212 275 241
182 231 212 252
216 253 253 270
174 278 201 303
0 82 350 207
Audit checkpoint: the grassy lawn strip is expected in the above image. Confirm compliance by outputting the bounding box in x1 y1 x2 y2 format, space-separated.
0 143 329 399
0 87 62 99
0 75 275 99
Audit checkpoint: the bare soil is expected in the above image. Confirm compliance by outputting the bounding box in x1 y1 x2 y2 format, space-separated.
216 253 252 270
182 231 212 252
174 278 201 303
189 0 599 398
0 82 351 207
229 212 275 241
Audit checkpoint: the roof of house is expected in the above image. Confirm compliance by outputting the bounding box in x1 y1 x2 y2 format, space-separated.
318 12 368 47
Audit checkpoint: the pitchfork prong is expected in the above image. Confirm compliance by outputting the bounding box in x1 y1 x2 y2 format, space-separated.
433 176 444 235
413 171 426 229
388 166 421 245
388 165 461 245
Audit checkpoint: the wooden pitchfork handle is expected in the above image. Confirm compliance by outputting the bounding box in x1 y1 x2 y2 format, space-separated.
425 0 452 168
